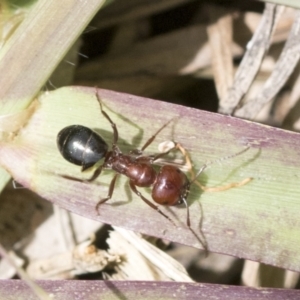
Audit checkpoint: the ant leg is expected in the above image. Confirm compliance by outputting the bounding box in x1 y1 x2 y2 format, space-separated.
181 197 190 228
86 165 104 182
140 119 173 152
176 143 252 192
130 118 174 156
95 174 119 213
61 165 103 183
179 193 208 254
152 147 176 162
133 142 177 165
95 90 118 145
129 181 176 227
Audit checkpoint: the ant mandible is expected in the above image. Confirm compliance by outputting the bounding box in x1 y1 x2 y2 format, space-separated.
57 91 250 228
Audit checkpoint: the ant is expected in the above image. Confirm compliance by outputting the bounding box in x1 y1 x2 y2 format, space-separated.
57 91 251 229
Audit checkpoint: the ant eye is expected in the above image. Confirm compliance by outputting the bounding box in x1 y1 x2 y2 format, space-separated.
57 125 108 169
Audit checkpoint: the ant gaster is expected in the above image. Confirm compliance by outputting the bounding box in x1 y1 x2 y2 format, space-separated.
57 91 250 228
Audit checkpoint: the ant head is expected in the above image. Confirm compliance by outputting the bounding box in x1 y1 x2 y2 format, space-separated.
57 125 108 170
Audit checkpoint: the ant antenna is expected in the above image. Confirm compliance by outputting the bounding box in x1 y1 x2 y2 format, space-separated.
191 146 251 185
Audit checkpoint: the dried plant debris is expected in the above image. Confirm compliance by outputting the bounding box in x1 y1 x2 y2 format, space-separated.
218 4 283 114
235 9 300 119
107 227 193 281
27 239 122 279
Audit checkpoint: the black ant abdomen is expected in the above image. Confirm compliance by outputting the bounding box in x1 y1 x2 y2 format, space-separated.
57 125 108 171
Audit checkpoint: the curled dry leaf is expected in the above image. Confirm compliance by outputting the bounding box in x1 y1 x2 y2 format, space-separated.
26 239 122 279
0 86 299 272
108 227 192 281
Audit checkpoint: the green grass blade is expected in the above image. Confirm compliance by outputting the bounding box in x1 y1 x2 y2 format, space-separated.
0 86 299 271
